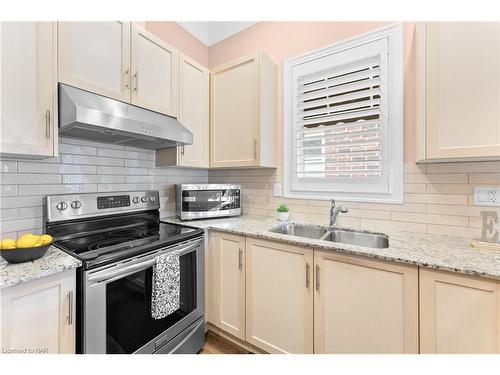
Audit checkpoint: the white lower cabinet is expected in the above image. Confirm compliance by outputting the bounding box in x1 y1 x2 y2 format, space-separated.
245 238 313 354
313 251 419 353
0 270 76 354
419 268 500 354
207 232 246 340
207 232 498 354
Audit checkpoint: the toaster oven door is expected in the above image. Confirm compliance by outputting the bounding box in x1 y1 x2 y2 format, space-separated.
182 190 229 212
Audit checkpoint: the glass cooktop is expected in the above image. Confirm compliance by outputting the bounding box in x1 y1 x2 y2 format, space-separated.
51 221 202 270
56 222 195 255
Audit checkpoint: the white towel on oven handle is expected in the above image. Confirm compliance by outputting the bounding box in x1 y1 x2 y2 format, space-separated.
151 249 180 320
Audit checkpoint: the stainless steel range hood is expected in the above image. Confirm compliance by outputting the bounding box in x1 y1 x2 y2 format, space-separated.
58 84 193 150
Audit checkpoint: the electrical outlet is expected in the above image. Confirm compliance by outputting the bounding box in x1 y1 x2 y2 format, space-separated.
273 183 282 197
474 187 500 206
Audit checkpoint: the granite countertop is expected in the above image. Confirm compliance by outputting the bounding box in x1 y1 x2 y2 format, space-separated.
164 215 500 281
1 246 81 289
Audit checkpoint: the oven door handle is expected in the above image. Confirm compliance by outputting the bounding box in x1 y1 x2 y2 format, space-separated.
88 258 156 283
88 240 201 284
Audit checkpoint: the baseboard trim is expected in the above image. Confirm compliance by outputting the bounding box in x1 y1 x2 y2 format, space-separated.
206 322 267 354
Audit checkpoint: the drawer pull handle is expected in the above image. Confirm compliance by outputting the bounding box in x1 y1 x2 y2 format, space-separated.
124 69 130 90
315 265 320 291
133 71 139 92
67 291 73 325
306 262 310 289
45 110 51 139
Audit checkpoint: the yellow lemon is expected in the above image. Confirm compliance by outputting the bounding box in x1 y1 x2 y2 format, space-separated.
1 239 16 250
38 234 53 245
18 233 35 241
16 237 37 248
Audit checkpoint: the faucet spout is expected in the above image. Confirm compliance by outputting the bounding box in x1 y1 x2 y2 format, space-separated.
330 199 348 228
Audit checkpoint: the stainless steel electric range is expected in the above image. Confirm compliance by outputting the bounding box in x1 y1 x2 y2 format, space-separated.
45 190 205 354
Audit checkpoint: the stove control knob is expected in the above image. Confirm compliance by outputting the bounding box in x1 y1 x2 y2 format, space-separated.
149 196 155 202
141 196 147 203
56 201 68 211
71 200 82 209
132 196 140 204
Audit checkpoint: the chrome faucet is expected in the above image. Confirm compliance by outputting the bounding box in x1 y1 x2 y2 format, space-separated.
330 199 348 228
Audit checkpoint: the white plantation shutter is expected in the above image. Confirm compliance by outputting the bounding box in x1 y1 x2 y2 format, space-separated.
284 24 403 203
297 55 383 179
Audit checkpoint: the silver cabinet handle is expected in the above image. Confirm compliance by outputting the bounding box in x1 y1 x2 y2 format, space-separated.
238 248 243 270
253 138 257 159
306 262 310 289
124 68 130 90
181 144 185 156
315 265 320 291
133 71 139 92
67 290 73 325
45 109 50 139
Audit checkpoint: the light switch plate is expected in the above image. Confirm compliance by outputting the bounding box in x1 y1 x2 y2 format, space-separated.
474 187 500 206
273 183 282 197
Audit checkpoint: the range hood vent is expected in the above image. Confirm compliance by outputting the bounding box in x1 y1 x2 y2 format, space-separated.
58 84 193 150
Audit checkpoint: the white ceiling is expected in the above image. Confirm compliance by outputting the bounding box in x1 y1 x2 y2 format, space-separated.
177 22 257 46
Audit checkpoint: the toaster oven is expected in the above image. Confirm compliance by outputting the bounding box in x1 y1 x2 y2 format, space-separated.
176 184 241 220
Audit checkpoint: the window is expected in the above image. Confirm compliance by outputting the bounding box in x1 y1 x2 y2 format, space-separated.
283 23 403 203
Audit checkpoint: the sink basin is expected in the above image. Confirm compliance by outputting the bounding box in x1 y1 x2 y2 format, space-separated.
322 229 389 248
268 223 389 248
268 223 329 239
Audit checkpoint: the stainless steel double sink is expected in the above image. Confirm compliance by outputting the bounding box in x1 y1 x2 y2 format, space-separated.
268 223 389 248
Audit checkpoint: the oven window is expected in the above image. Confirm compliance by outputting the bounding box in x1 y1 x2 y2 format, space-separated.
105 251 197 354
182 190 231 211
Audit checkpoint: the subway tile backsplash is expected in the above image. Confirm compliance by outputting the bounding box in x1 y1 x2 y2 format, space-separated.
208 162 500 239
1 136 499 241
0 137 208 238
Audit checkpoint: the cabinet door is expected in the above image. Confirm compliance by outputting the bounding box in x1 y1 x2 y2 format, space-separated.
208 232 246 339
58 21 130 102
314 252 418 354
178 54 209 167
245 238 313 353
210 53 260 167
420 268 500 354
0 270 76 354
425 22 500 159
1 22 57 158
130 24 179 116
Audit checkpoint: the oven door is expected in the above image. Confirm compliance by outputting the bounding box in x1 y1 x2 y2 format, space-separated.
82 237 204 354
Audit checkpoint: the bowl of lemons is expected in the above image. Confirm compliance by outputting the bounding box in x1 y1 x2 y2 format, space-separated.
0 233 53 264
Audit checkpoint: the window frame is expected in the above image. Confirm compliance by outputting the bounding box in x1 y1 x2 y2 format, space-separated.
283 23 404 203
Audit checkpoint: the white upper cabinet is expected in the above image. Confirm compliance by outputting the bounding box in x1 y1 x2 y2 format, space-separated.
210 51 277 168
130 24 179 117
416 22 500 162
0 22 58 158
58 21 131 102
58 22 179 117
177 54 209 167
156 53 209 168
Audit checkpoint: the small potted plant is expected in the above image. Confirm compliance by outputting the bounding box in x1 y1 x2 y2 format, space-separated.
276 204 290 222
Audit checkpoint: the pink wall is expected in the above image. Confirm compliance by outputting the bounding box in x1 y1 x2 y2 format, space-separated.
145 22 209 67
208 22 416 164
